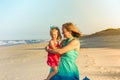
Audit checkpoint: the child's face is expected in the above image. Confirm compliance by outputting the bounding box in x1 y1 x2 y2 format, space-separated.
51 29 58 39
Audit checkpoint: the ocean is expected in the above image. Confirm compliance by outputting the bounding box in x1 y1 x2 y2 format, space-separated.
0 39 49 46
1 35 120 49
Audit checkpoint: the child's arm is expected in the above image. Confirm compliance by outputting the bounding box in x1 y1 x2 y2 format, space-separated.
49 40 57 49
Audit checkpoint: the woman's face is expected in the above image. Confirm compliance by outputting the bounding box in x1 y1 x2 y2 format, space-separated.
62 27 71 38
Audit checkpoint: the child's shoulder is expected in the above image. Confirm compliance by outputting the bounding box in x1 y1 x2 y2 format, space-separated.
49 39 57 45
49 39 54 43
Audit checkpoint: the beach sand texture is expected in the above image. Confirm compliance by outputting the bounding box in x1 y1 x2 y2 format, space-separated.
0 42 120 80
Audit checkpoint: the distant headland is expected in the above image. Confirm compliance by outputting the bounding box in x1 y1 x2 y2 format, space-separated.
82 28 120 38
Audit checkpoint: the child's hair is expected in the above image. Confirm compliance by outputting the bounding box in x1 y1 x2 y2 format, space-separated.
50 26 62 41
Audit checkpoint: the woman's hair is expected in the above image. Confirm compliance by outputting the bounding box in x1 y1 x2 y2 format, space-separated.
50 27 62 41
62 22 82 38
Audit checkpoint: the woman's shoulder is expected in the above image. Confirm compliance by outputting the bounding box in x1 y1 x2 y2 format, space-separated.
72 38 80 50
69 38 80 47
72 38 80 43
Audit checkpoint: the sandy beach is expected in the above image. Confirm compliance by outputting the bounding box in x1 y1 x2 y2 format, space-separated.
0 42 120 80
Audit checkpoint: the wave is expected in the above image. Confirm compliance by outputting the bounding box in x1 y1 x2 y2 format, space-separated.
0 39 49 46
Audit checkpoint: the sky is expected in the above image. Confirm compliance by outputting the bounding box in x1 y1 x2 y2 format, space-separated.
0 0 120 40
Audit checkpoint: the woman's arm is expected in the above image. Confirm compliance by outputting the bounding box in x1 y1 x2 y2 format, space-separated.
46 39 80 55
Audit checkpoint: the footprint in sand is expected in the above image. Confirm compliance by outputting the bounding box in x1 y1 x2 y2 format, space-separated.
85 57 96 68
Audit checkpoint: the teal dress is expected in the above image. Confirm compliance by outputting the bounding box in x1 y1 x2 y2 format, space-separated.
50 37 80 80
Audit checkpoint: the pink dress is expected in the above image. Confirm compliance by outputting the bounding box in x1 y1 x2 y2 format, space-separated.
47 42 60 67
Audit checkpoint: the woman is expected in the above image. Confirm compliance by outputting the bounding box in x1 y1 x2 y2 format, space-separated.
46 22 81 80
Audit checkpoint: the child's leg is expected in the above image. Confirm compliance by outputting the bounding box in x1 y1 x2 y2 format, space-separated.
45 66 58 80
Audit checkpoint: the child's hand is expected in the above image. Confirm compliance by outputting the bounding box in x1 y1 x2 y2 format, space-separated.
45 46 52 52
45 46 49 52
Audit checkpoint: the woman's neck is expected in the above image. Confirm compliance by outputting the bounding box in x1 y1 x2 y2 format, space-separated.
67 35 73 39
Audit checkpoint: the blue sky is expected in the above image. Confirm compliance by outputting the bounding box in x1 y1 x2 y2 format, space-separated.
0 0 120 40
